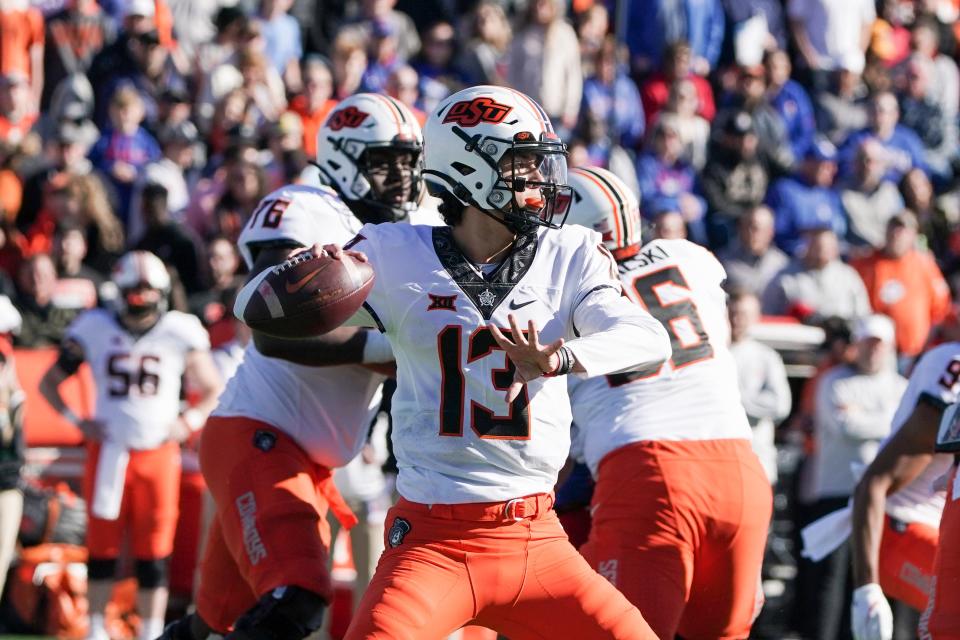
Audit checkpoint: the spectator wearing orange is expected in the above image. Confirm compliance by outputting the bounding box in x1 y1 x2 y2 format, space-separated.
852 210 951 360
287 57 337 158
0 0 44 108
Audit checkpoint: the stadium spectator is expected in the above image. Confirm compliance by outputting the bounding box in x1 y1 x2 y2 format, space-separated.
800 314 905 640
701 110 769 247
814 52 869 147
762 227 870 323
852 211 951 361
331 29 368 100
718 205 789 296
666 78 710 170
53 221 103 300
910 15 959 119
640 40 715 131
211 158 267 243
636 114 705 240
900 167 957 270
288 56 337 159
714 63 794 177
649 208 688 240
765 48 816 160
346 0 421 62
385 65 426 125
135 183 207 295
896 55 955 182
729 288 791 483
88 86 160 229
721 0 789 50
235 49 286 127
579 36 645 151
0 297 22 604
188 235 242 344
506 0 583 135
256 0 302 91
625 0 725 76
0 72 38 149
457 0 511 86
360 18 403 95
788 0 875 90
410 21 465 113
13 253 82 347
840 137 905 250
193 6 247 128
41 0 113 111
0 0 44 109
765 138 845 256
839 91 928 184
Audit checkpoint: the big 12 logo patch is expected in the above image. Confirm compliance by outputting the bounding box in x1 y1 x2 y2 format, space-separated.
327 106 370 131
442 97 513 127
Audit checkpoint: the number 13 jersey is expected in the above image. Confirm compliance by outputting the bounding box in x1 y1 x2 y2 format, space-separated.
346 222 671 505
569 238 752 476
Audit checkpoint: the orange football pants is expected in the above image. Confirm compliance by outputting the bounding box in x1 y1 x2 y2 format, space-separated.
195 417 357 633
83 440 180 560
877 515 937 611
922 464 960 639
344 493 656 640
580 438 772 640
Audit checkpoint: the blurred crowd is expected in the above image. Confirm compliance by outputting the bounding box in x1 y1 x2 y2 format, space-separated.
1 0 960 637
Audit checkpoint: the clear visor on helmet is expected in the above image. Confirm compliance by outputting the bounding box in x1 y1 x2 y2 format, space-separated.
492 135 572 230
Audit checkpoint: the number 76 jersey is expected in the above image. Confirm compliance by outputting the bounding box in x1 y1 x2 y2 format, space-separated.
569 239 752 476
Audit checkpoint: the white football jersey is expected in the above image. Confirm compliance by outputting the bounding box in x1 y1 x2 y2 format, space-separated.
341 222 670 504
568 239 752 477
883 342 960 529
217 184 386 468
64 309 209 449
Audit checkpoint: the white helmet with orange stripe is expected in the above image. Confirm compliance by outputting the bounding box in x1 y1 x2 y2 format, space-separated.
111 250 171 319
423 85 572 235
315 92 423 223
567 167 642 261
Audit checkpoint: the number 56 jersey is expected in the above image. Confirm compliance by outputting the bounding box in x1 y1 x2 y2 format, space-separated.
569 239 752 476
345 222 671 505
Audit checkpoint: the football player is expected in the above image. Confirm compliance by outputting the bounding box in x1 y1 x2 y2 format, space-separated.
238 85 672 639
565 167 773 639
39 251 223 640
841 343 960 640
160 93 424 640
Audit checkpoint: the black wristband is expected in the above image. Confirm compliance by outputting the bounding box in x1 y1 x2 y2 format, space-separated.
544 346 575 377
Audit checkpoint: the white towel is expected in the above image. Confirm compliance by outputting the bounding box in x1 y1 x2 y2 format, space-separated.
91 442 129 520
800 505 853 562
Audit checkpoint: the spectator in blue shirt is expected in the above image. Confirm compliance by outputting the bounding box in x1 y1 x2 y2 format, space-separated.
636 114 707 243
580 36 645 150
361 19 403 95
765 48 816 160
839 91 928 184
626 0 725 77
258 0 303 91
766 138 847 256
88 85 160 230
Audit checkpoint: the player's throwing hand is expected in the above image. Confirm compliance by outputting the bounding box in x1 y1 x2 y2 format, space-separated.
490 315 565 403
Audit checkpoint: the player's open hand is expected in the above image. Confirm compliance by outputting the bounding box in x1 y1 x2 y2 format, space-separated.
489 315 564 403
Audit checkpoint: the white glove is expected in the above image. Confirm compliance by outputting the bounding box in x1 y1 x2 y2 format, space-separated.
852 583 893 640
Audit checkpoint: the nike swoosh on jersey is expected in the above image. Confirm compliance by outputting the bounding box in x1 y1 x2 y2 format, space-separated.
284 268 322 294
509 299 536 310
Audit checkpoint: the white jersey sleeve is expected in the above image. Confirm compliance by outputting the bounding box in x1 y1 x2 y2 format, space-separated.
237 184 359 270
883 342 960 528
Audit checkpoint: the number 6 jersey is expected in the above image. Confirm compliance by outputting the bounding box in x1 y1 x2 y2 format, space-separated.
568 238 752 476
64 309 210 449
344 222 671 504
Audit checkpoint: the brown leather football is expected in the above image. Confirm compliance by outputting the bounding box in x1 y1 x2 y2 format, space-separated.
240 250 375 337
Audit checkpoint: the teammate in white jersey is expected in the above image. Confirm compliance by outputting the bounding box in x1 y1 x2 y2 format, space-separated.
39 251 223 640
565 166 773 640
239 86 671 639
161 93 427 640
847 343 960 640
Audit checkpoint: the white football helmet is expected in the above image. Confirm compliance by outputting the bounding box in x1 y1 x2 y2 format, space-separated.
423 85 572 234
567 167 642 260
315 93 423 222
111 251 171 318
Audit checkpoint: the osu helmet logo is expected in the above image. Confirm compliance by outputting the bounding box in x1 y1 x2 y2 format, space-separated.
442 97 513 127
327 106 370 131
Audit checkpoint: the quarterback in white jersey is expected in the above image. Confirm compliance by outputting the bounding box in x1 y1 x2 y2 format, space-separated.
163 93 429 640
39 251 222 640
847 342 960 640
260 86 671 639
565 167 772 640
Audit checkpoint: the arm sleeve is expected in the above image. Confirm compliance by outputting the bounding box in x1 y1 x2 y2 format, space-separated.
180 314 211 352
567 243 671 376
741 349 793 421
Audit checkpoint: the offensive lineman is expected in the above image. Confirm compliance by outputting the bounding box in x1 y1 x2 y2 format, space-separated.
39 251 223 640
239 85 672 639
565 167 773 639
161 93 426 640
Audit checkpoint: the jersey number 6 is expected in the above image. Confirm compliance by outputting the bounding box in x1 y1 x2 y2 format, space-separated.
437 325 531 440
107 353 161 397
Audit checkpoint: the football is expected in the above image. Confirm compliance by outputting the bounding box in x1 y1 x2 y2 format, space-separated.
240 249 375 338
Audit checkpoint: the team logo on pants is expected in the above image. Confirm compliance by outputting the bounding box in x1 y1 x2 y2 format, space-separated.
388 517 411 548
597 559 618 586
